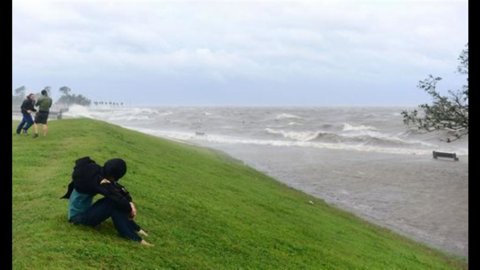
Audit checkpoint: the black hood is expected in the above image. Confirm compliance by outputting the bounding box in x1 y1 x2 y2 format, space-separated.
103 158 127 180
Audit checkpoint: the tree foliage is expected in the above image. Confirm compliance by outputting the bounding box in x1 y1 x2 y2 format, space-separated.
14 86 26 97
56 86 91 107
401 45 468 141
59 86 71 96
12 86 27 106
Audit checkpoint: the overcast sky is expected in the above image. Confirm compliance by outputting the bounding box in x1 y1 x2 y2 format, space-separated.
13 0 468 106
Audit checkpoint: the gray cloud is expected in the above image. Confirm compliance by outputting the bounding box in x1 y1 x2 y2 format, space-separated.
13 0 468 105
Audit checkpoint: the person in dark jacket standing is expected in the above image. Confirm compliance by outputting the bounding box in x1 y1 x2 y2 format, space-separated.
33 88 53 138
62 156 153 246
16 93 37 135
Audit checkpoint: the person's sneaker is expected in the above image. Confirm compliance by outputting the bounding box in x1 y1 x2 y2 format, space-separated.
32 133 39 138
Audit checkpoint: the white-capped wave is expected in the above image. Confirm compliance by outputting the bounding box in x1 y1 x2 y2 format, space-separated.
265 128 319 141
122 126 436 155
63 104 94 118
343 123 377 132
63 105 171 122
341 130 438 148
276 113 302 120
158 111 173 117
265 127 439 149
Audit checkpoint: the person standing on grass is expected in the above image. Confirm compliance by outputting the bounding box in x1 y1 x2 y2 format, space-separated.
61 156 153 246
15 93 37 135
33 89 52 138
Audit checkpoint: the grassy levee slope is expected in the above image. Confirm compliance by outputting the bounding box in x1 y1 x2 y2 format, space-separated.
12 119 466 270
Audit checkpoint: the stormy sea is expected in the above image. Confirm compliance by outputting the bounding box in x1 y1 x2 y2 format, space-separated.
62 105 468 257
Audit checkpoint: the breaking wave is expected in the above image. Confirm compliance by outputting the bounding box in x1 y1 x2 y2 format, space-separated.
265 127 436 148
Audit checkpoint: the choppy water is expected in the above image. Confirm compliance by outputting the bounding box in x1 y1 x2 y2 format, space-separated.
63 105 468 156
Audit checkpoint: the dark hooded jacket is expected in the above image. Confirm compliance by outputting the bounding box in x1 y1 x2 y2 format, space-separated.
61 156 132 213
20 98 37 115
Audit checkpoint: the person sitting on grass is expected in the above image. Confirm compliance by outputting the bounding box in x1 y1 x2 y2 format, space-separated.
61 156 153 246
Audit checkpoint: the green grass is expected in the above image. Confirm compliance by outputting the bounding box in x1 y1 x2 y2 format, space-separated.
13 119 467 269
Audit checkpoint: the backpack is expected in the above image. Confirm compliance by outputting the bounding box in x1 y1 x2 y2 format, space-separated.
61 156 103 199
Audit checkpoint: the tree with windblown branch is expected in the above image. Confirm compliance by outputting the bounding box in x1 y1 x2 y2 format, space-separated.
401 44 468 142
